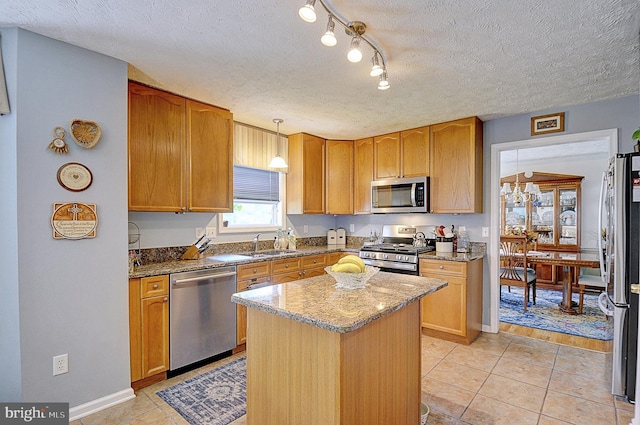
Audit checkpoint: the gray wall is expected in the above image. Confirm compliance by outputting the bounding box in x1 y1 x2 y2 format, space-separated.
0 29 130 407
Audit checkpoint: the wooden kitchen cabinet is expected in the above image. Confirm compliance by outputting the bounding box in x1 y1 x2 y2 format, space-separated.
128 81 233 212
373 126 429 180
429 117 483 213
419 258 483 345
287 133 326 214
325 140 354 215
271 257 303 284
354 137 374 214
236 262 272 346
129 275 169 389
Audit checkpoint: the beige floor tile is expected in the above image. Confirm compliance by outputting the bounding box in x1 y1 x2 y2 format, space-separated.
478 374 546 413
79 392 157 425
502 340 558 368
461 394 539 425
229 415 247 424
509 335 561 354
554 348 611 382
128 407 176 425
491 356 553 388
424 409 459 425
446 344 500 372
422 376 475 419
422 351 443 376
617 406 634 425
548 369 614 406
422 335 457 358
469 332 514 357
537 415 573 425
427 357 490 393
541 390 617 425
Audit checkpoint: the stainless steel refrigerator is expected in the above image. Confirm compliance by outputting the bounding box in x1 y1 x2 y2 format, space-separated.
599 152 640 402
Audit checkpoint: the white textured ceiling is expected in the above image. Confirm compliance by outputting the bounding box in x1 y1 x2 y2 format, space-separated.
1 0 639 139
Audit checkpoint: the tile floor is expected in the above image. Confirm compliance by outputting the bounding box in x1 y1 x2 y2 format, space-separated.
71 332 634 425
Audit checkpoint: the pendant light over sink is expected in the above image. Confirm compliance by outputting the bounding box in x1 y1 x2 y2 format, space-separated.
268 118 288 171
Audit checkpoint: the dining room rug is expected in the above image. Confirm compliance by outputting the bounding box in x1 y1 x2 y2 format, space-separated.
500 287 613 340
156 357 246 425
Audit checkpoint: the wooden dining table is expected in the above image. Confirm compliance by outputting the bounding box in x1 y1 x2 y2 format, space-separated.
526 251 601 315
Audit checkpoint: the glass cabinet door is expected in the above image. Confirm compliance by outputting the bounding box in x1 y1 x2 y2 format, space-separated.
558 188 578 247
532 188 555 247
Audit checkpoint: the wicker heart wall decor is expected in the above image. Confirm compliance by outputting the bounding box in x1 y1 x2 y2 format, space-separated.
70 119 101 149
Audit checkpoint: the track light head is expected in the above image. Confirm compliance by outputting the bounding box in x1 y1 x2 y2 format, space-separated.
378 70 390 90
347 37 363 63
370 53 383 77
299 0 317 22
321 15 337 46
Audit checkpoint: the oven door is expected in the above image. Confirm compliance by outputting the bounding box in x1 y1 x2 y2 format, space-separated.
361 258 419 275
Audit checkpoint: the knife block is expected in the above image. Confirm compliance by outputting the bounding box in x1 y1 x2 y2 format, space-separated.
181 244 202 260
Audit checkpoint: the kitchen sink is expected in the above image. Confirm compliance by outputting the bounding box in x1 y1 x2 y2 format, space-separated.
207 253 254 262
248 250 297 258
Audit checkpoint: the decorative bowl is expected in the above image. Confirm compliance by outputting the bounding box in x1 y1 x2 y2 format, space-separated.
324 265 379 290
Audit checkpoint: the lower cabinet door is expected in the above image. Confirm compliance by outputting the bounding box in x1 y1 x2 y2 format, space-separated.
421 276 466 337
141 295 169 377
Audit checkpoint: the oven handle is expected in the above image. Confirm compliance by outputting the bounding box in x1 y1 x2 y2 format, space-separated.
362 258 417 272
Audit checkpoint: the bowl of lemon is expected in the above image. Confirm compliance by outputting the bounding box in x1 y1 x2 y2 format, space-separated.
325 255 379 290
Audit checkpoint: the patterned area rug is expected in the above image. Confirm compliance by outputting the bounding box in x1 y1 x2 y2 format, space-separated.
157 357 246 425
500 287 613 341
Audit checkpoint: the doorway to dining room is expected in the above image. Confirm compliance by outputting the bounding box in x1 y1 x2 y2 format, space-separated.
489 129 616 349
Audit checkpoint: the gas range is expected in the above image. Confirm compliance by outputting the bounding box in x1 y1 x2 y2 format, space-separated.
358 225 434 275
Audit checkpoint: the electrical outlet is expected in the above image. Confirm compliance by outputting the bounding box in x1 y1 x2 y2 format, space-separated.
195 228 204 239
349 224 355 232
53 354 68 376
205 226 216 238
303 225 309 234
482 227 489 237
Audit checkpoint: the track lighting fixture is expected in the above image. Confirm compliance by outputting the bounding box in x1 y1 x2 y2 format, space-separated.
298 0 317 23
370 53 383 77
298 0 389 90
347 37 362 63
321 15 337 47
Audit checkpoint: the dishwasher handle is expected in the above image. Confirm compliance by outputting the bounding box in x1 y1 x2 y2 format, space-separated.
172 271 237 285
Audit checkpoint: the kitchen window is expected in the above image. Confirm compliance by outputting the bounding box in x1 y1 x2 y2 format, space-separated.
218 165 284 232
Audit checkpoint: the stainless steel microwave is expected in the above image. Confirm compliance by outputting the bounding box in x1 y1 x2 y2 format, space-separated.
371 176 429 213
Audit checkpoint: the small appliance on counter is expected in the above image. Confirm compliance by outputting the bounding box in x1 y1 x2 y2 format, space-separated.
336 227 346 248
327 229 337 247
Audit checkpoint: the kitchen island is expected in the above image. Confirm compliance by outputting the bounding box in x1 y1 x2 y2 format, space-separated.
232 271 447 425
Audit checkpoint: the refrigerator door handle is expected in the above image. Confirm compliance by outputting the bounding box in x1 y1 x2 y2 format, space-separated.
597 171 607 282
599 291 630 314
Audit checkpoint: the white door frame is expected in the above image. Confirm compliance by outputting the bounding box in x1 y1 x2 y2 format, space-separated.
488 128 618 332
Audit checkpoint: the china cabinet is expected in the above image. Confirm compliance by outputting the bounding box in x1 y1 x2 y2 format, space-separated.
500 172 583 287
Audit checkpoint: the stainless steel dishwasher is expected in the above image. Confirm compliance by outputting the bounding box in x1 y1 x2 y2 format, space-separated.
169 266 237 371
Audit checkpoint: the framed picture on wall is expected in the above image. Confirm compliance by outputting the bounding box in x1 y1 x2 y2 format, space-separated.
531 112 565 136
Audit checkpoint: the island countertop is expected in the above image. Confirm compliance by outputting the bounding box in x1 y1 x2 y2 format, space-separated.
232 271 447 334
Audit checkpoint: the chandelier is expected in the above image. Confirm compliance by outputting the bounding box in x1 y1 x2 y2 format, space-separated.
298 0 390 90
500 150 541 206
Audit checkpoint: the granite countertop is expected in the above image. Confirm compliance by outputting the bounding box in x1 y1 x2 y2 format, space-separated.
130 245 485 279
232 271 447 334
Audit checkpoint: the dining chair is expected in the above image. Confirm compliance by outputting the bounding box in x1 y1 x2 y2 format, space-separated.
576 269 607 314
499 235 537 312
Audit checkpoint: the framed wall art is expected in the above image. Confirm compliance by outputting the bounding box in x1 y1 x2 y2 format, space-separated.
531 112 565 136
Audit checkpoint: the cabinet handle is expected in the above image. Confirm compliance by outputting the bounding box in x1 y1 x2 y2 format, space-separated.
253 269 257 273
313 259 317 263
163 297 168 302
285 264 289 268
153 284 159 289
439 265 444 269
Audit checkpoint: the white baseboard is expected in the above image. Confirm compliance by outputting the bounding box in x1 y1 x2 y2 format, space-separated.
69 387 135 422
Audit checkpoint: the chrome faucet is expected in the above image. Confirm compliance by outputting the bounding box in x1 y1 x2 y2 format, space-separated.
253 233 261 254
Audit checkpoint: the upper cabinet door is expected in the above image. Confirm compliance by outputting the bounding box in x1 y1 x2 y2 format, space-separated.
400 126 430 178
287 133 326 214
325 140 354 215
373 132 401 180
186 99 233 213
128 82 186 212
430 117 483 213
354 137 374 214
